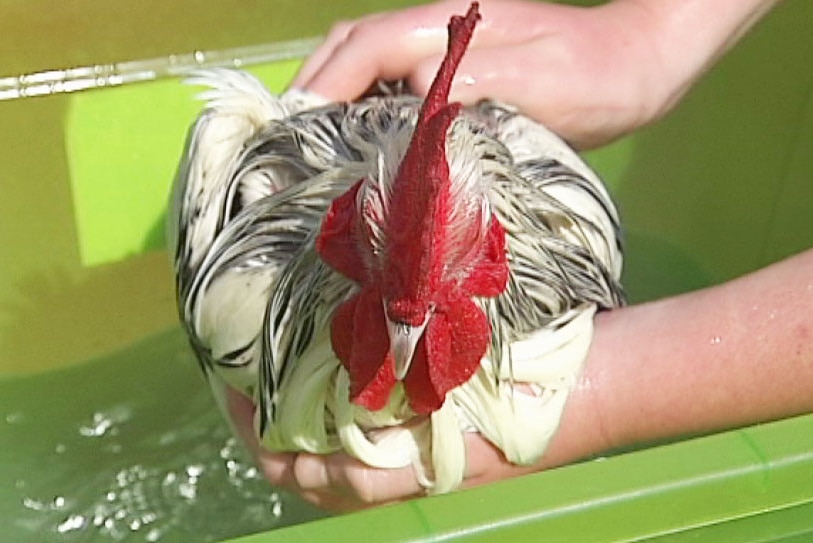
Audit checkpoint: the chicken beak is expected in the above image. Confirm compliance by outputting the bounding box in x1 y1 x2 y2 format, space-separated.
385 311 432 381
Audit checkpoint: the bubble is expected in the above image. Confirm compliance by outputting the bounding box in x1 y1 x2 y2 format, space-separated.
57 514 86 533
5 411 24 424
177 481 197 501
162 471 178 487
145 527 163 542
78 405 132 438
22 497 47 511
79 412 114 437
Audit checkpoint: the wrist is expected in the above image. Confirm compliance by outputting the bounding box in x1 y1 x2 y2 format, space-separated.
603 0 782 123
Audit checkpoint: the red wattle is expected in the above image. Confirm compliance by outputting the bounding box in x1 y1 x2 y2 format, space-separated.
404 293 490 414
331 287 397 411
316 180 367 284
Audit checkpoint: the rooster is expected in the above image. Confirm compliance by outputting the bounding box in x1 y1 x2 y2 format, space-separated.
170 3 624 494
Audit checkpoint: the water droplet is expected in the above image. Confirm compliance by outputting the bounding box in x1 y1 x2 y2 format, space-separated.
57 514 86 533
79 412 114 437
5 411 24 424
22 497 46 511
178 482 197 501
710 336 722 345
162 472 177 487
185 464 204 478
159 432 177 446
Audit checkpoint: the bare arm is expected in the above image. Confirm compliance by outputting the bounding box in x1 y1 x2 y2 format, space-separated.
548 247 813 467
293 0 781 148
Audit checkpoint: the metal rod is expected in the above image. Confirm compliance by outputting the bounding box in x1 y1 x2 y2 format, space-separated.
0 36 321 101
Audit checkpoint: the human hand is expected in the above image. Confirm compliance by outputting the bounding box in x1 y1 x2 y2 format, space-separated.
292 0 681 149
225 386 545 512
292 0 779 149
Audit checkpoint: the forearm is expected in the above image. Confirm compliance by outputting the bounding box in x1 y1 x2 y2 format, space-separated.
612 0 783 116
544 248 813 467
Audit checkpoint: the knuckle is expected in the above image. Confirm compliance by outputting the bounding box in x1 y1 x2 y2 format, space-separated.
292 454 328 491
346 466 378 504
256 453 296 490
328 19 354 40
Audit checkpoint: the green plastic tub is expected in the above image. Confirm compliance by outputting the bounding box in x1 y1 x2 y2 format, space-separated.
2 1 811 541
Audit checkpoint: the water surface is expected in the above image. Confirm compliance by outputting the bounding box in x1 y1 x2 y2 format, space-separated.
0 329 324 542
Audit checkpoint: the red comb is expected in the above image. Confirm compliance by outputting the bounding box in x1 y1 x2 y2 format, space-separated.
420 2 481 122
381 2 481 319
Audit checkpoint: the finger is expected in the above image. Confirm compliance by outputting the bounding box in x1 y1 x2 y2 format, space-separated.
298 18 448 101
434 42 611 148
224 387 258 446
328 455 424 504
224 387 301 490
290 19 357 89
291 452 330 491
295 0 549 101
446 42 563 111
294 451 424 505
255 452 300 490
404 43 553 114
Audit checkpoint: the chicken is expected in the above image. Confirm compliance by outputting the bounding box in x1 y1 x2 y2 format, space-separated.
169 2 624 494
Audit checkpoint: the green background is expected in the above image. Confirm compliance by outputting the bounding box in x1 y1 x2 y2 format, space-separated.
1 1 811 542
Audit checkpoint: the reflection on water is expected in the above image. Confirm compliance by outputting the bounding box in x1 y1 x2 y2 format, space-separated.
0 329 324 543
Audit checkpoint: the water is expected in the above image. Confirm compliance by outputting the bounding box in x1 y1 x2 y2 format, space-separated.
0 329 325 543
